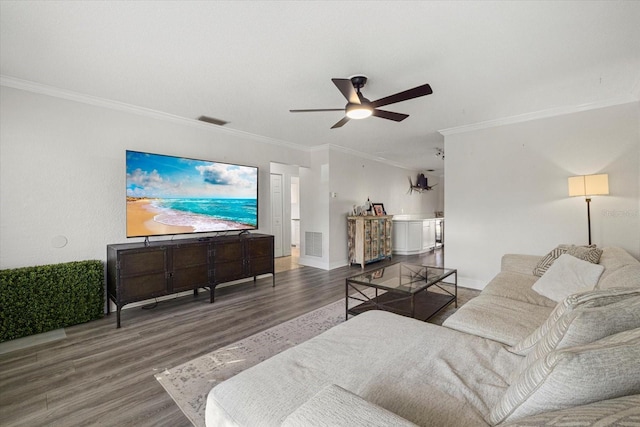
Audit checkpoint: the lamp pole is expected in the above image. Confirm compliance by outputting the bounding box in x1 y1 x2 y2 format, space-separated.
586 197 592 245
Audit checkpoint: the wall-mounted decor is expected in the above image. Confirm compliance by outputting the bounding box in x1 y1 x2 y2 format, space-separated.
408 173 437 194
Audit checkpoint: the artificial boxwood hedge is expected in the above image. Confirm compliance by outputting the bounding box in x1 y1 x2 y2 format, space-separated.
0 260 104 342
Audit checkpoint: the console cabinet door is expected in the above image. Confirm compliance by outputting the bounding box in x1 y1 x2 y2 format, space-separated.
247 236 274 276
117 248 168 301
170 242 209 292
212 240 245 283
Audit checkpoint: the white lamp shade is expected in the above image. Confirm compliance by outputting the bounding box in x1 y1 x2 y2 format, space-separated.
568 174 609 197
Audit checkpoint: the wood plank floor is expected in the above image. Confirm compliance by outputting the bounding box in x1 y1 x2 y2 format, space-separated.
0 250 444 427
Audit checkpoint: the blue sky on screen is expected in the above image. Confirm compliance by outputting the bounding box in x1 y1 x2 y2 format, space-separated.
126 151 257 199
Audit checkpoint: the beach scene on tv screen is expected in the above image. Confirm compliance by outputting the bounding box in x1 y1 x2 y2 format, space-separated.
126 151 258 237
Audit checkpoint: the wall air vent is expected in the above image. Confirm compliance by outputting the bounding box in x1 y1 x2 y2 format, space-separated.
305 232 323 257
197 115 229 126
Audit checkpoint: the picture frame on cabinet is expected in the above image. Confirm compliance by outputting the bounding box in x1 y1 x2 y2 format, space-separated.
372 203 386 216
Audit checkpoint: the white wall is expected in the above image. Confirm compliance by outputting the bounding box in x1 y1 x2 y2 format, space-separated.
1 85 444 273
0 86 309 269
298 148 330 269
296 146 443 270
444 101 640 289
328 148 443 268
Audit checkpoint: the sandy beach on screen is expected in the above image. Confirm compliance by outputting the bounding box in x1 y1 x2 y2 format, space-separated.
127 199 194 236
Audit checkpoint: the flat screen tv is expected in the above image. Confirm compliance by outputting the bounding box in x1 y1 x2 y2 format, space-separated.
126 150 258 238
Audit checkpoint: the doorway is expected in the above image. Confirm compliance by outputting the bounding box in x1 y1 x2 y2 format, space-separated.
270 173 284 257
269 162 301 267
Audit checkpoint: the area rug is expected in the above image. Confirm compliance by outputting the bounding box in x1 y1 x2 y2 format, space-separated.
155 285 478 427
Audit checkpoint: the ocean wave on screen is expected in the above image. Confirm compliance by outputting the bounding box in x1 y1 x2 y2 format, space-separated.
153 210 252 232
150 198 256 227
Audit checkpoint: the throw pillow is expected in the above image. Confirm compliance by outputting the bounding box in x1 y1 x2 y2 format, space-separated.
531 254 604 302
532 244 602 277
490 328 640 424
524 296 640 365
508 287 640 356
566 245 603 264
533 246 568 277
508 296 640 383
488 395 640 426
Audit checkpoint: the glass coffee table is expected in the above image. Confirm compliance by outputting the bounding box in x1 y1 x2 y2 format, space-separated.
346 262 457 321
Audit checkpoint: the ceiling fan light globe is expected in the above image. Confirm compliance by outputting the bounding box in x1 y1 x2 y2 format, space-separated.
346 104 373 119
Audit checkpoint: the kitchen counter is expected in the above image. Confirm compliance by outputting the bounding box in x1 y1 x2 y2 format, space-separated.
392 216 444 255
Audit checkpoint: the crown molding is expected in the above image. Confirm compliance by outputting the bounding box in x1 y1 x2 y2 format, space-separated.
0 75 307 153
0 75 420 170
309 143 416 171
438 95 639 136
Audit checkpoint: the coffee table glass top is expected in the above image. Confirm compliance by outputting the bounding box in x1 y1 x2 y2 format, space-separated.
347 263 456 294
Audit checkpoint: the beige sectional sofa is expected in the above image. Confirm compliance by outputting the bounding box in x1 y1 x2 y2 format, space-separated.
205 246 640 426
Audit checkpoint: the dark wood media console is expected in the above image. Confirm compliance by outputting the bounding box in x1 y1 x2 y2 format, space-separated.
106 233 274 328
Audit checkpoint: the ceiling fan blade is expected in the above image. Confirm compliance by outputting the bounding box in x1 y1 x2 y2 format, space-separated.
371 83 432 108
331 116 350 129
290 108 344 113
372 109 409 122
332 78 360 104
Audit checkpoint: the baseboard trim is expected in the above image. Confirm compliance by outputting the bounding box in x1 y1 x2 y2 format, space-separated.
0 328 67 355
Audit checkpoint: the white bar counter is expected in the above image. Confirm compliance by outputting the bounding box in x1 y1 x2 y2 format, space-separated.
392 215 444 255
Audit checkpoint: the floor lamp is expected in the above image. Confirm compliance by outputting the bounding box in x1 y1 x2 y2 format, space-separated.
567 174 609 245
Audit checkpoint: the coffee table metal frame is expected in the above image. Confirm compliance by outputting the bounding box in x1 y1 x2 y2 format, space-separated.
345 263 457 321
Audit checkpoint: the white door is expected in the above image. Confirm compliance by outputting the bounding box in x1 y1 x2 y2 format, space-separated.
270 173 284 257
291 176 300 246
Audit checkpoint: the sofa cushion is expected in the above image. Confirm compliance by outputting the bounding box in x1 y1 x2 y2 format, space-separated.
501 254 544 276
206 310 520 427
509 295 640 382
597 264 640 290
526 296 640 362
442 295 553 346
282 384 419 427
481 271 555 308
509 287 640 356
598 246 640 271
500 394 640 426
531 254 604 302
490 328 640 424
532 244 602 277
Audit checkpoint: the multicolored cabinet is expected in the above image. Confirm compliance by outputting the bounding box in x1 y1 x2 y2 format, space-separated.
347 215 393 268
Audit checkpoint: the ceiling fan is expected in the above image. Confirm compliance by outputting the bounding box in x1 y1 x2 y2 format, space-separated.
290 76 433 129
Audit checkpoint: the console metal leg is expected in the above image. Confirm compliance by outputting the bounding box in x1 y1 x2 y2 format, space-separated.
345 279 349 321
454 271 458 308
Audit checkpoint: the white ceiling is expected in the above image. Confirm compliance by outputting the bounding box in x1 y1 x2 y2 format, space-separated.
1 1 639 172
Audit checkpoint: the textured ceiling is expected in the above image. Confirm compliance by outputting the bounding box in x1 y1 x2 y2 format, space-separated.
1 1 639 172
